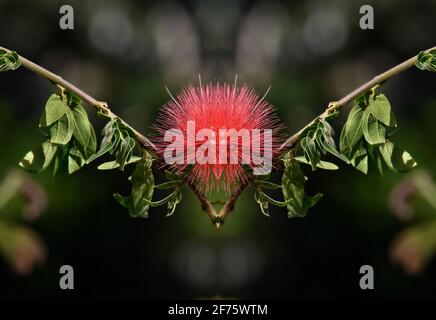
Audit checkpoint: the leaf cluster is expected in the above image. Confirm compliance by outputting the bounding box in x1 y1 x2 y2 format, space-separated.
0 50 21 72
416 50 436 72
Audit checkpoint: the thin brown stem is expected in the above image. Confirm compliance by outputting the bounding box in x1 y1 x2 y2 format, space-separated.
186 178 249 229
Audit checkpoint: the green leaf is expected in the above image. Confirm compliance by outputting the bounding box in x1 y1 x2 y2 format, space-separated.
86 119 119 163
67 144 86 174
294 156 339 170
354 91 371 107
282 153 322 218
97 156 141 170
149 192 177 207
255 180 283 189
0 50 21 72
254 189 270 216
362 111 386 145
379 141 417 172
39 94 69 127
71 104 97 159
52 145 68 175
114 153 155 218
19 140 57 172
165 170 183 181
339 104 365 157
49 110 74 145
116 135 136 171
366 94 397 127
64 91 81 108
374 149 384 176
415 50 436 72
316 120 349 163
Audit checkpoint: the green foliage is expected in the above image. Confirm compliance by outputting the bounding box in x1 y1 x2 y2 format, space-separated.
252 174 283 216
0 50 21 72
416 49 436 72
19 141 57 172
294 156 338 170
20 91 97 174
340 91 416 174
300 118 349 171
18 87 186 218
39 94 69 127
253 152 322 218
114 153 184 218
379 141 417 172
9 47 428 224
256 89 416 219
339 104 365 157
97 156 141 170
253 189 271 217
281 152 322 218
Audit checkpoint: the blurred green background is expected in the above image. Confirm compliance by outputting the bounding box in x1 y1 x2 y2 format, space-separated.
1 0 436 299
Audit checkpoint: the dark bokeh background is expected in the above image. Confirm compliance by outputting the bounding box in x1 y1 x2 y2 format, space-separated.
1 0 436 299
